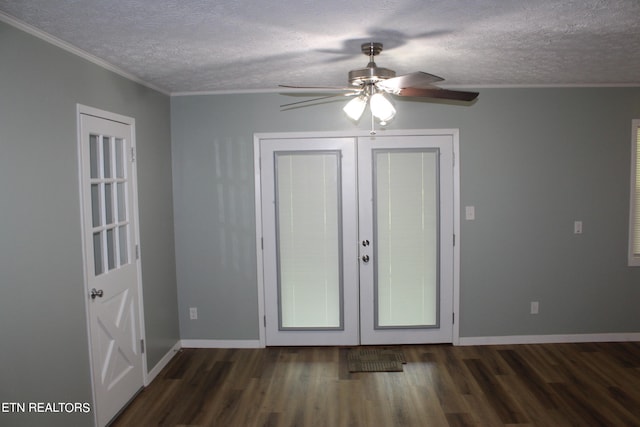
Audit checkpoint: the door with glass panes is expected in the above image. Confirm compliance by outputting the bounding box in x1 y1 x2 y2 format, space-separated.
79 111 143 426
259 132 455 346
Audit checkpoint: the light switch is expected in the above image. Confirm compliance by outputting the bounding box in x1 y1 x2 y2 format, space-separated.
465 206 475 220
530 301 539 314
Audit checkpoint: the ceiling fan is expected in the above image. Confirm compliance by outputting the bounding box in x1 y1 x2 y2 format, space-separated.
280 42 478 131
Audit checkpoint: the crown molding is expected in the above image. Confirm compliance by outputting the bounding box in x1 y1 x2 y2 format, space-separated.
0 10 169 95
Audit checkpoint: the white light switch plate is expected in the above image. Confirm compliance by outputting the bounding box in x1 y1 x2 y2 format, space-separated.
465 206 475 220
530 301 539 314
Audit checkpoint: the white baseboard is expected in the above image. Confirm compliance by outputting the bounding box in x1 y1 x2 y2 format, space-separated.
181 339 262 349
458 332 640 346
145 340 182 386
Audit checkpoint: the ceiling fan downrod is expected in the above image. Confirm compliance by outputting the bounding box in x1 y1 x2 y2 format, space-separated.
348 42 395 87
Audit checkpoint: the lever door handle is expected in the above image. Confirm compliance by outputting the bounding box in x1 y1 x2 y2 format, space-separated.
90 288 104 299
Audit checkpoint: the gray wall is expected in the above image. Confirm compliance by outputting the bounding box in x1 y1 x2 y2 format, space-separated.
171 88 640 340
0 21 179 427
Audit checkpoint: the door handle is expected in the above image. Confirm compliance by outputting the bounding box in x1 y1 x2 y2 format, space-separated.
90 288 104 299
361 254 370 263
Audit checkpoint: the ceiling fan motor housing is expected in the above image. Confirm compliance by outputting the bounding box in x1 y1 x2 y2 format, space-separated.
348 65 396 87
348 42 396 87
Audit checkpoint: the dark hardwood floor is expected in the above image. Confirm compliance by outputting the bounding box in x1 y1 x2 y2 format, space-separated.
112 342 640 426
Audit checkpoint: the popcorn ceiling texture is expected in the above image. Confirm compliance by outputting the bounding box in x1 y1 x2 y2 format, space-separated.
1 0 639 93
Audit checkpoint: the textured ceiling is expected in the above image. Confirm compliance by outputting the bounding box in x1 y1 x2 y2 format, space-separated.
2 0 640 94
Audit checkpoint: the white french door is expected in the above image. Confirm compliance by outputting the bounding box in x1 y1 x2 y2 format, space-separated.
358 136 454 344
78 108 144 427
258 131 457 346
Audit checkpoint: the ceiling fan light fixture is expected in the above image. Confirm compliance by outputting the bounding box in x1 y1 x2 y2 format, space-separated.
343 95 367 121
370 92 396 124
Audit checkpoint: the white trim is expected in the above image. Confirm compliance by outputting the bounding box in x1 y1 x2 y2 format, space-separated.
0 11 168 95
173 88 294 97
181 339 262 349
452 132 461 345
145 341 182 386
628 119 640 266
77 104 135 126
254 136 267 348
172 83 640 97
77 106 98 427
451 83 640 89
458 333 640 346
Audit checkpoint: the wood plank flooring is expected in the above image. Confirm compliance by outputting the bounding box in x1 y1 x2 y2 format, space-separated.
112 342 640 426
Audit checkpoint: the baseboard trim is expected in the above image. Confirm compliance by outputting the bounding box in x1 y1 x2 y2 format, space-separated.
458 332 640 346
145 340 182 386
181 339 262 349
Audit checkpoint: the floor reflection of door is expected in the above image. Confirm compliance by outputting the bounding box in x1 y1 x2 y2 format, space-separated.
258 131 457 346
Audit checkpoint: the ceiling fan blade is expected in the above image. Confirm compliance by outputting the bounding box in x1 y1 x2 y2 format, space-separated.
378 71 445 91
397 87 479 101
280 92 358 108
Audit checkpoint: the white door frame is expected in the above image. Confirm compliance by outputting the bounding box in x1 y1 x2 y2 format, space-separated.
254 129 461 347
76 104 147 426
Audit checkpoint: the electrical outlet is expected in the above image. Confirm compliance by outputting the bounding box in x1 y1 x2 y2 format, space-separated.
574 220 583 234
530 301 539 315
189 307 198 320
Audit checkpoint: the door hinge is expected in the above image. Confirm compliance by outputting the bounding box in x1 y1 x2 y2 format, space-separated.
263 315 266 327
453 313 455 324
135 244 140 260
140 339 145 354
453 234 456 246
261 237 264 250
131 147 136 162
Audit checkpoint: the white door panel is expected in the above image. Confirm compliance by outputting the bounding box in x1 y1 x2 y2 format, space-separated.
260 138 359 346
79 112 143 426
358 135 454 344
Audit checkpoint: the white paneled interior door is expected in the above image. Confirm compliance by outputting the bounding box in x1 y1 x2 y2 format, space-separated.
257 131 457 346
78 110 144 426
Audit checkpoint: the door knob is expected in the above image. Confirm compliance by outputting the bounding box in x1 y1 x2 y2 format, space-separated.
90 288 104 299
361 254 370 263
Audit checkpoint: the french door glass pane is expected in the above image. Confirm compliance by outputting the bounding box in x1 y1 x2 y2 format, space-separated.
275 152 342 329
117 183 126 222
93 232 103 275
105 183 113 224
89 135 100 179
374 149 439 328
107 228 115 270
91 184 101 227
115 138 125 178
103 136 112 179
118 225 129 265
